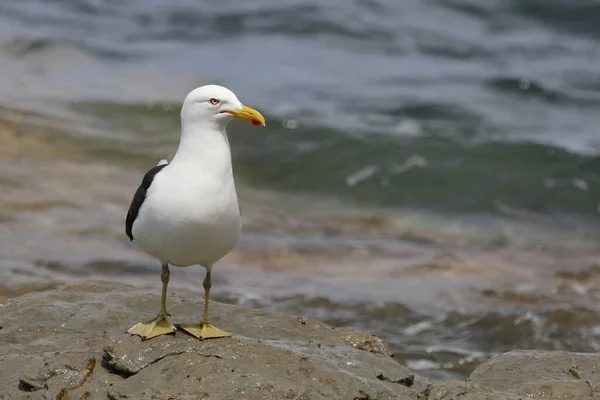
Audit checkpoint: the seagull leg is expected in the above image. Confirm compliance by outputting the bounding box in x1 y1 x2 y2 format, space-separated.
128 263 177 340
179 268 231 340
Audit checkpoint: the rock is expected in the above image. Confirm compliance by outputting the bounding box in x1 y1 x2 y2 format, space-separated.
3 281 600 399
468 350 600 399
0 281 421 399
425 381 522 400
425 350 600 400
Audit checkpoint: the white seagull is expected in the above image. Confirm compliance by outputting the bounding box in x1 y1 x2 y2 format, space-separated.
125 85 265 340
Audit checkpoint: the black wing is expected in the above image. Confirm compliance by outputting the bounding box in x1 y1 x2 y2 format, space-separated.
126 163 168 241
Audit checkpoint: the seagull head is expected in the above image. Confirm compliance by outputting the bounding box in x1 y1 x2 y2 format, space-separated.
181 85 266 129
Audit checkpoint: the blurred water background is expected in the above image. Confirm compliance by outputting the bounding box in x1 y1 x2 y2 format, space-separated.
1 0 600 380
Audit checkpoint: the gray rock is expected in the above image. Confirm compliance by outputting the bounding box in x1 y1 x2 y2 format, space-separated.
468 350 600 399
425 381 522 400
3 281 600 399
0 281 420 399
423 350 600 400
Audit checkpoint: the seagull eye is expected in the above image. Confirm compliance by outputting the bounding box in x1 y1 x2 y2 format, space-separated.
209 98 220 105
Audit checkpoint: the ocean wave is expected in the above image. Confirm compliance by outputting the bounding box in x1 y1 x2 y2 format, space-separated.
486 76 600 107
67 99 600 222
2 0 600 224
511 0 600 39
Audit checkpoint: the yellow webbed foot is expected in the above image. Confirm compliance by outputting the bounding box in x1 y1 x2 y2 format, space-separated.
128 314 176 340
179 322 231 340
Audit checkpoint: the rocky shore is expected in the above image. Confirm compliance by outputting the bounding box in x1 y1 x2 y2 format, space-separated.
0 282 598 399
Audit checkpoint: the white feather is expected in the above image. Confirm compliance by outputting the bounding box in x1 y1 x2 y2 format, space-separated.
131 85 247 268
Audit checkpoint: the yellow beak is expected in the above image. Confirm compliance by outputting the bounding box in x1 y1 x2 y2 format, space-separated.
222 104 266 127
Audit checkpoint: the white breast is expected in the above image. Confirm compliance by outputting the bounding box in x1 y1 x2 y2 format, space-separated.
132 164 242 267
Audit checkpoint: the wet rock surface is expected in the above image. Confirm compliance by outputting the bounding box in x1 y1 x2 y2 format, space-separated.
1 281 600 399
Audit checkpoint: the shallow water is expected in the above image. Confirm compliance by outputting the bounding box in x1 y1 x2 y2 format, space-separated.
1 0 600 381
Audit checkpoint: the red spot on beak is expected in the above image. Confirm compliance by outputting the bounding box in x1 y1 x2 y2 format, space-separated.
251 119 262 126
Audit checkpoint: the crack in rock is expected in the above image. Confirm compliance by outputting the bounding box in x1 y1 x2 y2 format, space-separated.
102 349 223 378
417 384 432 399
376 372 414 387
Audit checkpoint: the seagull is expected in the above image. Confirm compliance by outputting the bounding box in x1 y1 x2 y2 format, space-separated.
125 85 265 340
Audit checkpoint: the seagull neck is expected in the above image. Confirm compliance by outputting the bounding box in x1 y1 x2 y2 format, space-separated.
170 124 233 173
